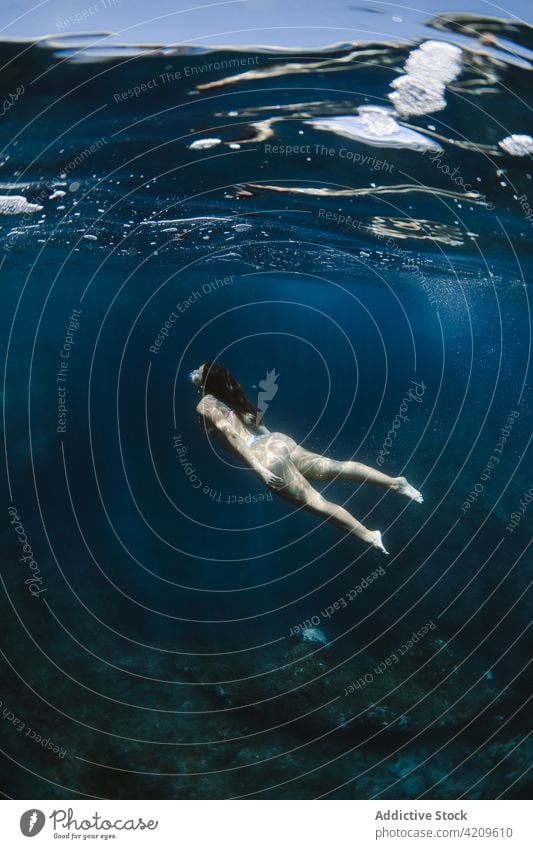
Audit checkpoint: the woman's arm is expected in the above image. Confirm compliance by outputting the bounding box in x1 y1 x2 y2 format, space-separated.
197 397 282 488
214 420 282 487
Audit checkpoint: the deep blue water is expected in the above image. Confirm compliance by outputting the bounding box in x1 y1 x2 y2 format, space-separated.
1 12 532 799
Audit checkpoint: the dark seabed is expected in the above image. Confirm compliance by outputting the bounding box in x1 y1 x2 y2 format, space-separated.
0 11 532 799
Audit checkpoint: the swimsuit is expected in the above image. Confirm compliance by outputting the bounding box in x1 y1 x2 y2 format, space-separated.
246 433 265 447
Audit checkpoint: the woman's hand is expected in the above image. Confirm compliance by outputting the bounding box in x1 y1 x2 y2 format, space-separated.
257 465 284 490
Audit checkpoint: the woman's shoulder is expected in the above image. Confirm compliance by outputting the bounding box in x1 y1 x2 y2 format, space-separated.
196 394 229 416
196 393 215 412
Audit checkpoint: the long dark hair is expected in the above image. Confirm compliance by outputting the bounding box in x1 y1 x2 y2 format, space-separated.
200 362 260 425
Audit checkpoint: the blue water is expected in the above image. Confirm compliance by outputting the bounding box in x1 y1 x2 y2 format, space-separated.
1 12 532 799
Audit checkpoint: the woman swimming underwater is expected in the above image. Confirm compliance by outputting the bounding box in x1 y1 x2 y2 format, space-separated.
190 362 423 554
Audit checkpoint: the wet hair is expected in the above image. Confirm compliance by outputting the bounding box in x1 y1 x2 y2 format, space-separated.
200 361 260 425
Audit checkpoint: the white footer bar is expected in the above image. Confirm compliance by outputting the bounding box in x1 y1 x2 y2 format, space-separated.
2 799 530 848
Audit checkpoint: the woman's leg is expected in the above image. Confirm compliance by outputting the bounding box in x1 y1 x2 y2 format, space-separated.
271 460 388 553
290 446 423 502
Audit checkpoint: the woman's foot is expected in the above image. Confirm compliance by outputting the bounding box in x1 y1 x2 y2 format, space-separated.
369 530 389 555
395 476 423 503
